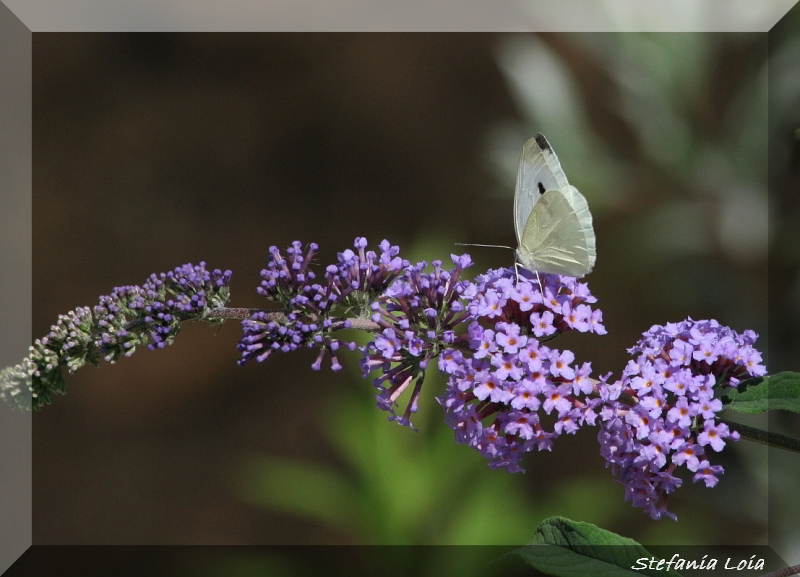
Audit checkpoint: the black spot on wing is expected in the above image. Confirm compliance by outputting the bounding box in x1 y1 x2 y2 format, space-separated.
534 133 552 152
538 182 546 194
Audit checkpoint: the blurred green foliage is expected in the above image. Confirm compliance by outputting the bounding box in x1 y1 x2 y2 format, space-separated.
233 369 625 548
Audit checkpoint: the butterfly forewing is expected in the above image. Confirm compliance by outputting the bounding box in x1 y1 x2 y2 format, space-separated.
513 133 570 246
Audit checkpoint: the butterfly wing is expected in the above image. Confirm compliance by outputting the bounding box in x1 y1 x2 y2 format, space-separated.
513 133 570 246
517 185 597 277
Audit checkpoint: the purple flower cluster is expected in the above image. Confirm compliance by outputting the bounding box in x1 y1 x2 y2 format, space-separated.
436 268 606 472
1 262 232 411
95 262 232 358
467 268 606 338
361 255 474 428
238 238 407 371
596 318 766 520
0 229 779 527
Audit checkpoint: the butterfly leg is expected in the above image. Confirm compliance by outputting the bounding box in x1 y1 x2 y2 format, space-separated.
534 270 544 296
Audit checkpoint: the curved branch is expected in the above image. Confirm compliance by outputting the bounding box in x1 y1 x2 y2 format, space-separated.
204 307 382 331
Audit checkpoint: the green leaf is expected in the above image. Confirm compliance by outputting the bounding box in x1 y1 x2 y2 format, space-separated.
720 372 800 415
507 517 682 577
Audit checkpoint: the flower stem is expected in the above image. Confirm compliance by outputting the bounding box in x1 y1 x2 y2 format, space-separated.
205 307 263 320
204 307 381 331
717 418 800 455
758 564 800 577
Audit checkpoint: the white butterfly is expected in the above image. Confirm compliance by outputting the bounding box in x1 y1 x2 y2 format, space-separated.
513 134 596 278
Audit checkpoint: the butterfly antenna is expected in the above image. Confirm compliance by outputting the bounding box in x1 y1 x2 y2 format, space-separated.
454 242 517 266
454 242 514 251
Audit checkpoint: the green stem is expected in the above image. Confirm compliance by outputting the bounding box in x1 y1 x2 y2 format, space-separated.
718 418 800 455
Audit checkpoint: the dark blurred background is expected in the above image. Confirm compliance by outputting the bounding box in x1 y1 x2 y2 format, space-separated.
27 26 797 561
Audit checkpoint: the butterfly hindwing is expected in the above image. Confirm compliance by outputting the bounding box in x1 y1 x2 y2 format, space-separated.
517 181 596 278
